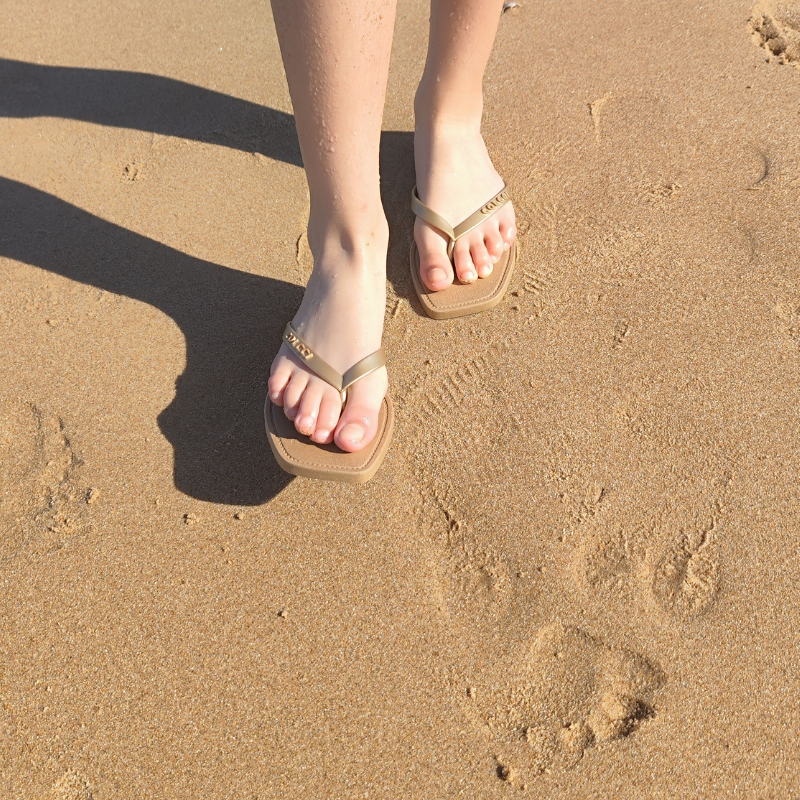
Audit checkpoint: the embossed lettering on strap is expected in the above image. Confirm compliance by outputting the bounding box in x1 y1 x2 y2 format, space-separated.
411 185 510 259
283 323 386 394
452 188 510 240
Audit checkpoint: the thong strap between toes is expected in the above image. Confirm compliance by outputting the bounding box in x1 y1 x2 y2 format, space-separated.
282 322 386 403
411 185 510 260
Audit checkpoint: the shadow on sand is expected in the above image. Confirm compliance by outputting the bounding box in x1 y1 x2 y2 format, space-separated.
0 177 302 504
0 58 303 165
0 60 417 505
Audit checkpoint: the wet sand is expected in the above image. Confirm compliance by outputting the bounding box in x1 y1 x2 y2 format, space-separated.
1 0 799 796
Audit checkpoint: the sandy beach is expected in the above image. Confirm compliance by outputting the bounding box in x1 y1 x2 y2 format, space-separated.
1 0 799 796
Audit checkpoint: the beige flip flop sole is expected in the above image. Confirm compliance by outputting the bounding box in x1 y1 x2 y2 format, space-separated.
410 238 517 320
265 395 394 483
409 185 517 319
264 322 394 483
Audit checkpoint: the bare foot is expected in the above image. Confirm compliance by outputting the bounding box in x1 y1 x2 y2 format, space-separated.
268 216 389 453
413 102 516 292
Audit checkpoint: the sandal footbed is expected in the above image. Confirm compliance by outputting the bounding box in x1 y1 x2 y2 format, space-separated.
265 395 394 484
410 239 517 320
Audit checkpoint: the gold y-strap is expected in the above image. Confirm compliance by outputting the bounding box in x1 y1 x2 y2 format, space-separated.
411 186 511 260
282 323 386 403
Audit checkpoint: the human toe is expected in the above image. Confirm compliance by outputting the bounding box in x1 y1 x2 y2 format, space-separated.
295 382 324 436
311 388 342 444
282 371 309 420
485 229 505 264
268 360 293 406
416 225 454 291
336 416 369 450
470 238 493 278
500 224 516 251
499 209 516 250
453 240 478 283
333 374 386 452
423 259 453 290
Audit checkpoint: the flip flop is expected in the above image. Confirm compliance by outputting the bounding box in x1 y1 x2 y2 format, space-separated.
410 185 517 320
265 322 394 483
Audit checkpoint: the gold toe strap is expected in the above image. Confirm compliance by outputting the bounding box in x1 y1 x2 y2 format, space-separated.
283 323 386 402
411 185 510 260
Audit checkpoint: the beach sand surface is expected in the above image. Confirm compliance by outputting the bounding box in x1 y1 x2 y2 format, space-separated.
1 0 799 796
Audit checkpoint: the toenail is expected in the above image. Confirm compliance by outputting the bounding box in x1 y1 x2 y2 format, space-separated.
339 423 365 444
463 270 477 283
297 415 314 430
313 429 329 442
428 267 448 285
503 242 510 251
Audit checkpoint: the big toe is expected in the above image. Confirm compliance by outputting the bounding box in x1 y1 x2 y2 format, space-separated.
415 222 454 292
334 370 388 453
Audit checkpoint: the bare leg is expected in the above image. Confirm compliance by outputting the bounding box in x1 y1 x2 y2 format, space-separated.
268 0 395 451
414 0 517 290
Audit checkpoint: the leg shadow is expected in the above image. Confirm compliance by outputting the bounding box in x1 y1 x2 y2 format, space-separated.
379 130 418 308
0 58 302 166
0 57 424 302
0 177 299 505
0 61 422 500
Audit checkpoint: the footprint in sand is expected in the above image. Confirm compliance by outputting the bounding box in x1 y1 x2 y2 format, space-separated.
772 299 800 347
750 1 800 67
420 481 511 617
473 623 664 784
52 770 93 800
0 398 89 561
580 505 722 620
402 332 724 783
402 346 532 625
651 528 720 617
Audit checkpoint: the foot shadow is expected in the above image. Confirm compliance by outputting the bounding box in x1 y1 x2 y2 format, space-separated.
0 178 299 505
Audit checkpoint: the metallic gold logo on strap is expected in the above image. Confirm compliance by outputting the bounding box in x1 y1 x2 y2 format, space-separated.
480 190 509 215
284 330 313 360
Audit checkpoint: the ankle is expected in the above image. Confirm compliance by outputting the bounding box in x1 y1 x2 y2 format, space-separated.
414 79 484 133
307 210 389 270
